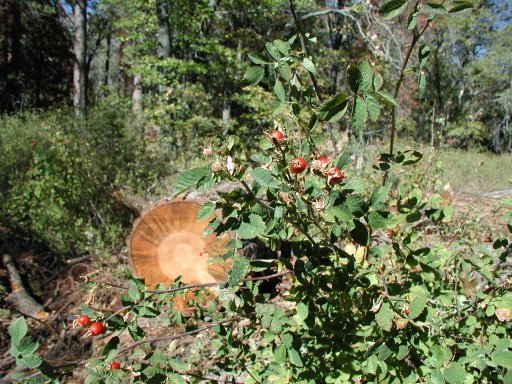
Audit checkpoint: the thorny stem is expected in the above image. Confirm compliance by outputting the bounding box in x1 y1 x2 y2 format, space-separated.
383 19 434 186
288 0 338 155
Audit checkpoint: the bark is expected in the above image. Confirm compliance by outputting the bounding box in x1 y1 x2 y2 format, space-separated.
132 73 143 114
156 0 171 60
103 31 111 88
3 254 48 319
10 0 22 104
73 0 87 115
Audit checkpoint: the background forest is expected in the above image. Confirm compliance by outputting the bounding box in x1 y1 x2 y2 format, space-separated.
0 0 511 383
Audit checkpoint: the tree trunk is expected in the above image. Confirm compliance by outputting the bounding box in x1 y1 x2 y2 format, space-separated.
132 73 143 114
156 0 171 60
103 31 111 88
73 0 87 116
10 0 22 107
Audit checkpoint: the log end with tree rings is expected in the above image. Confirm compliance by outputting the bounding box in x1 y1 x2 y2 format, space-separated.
127 200 230 310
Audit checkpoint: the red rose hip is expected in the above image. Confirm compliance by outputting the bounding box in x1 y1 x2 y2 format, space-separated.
290 157 307 174
76 315 90 326
89 322 105 336
110 362 121 370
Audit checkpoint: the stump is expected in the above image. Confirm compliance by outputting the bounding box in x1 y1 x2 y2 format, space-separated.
127 200 230 310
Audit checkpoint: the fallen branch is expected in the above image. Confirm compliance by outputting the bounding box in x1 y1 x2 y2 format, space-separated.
2 254 48 319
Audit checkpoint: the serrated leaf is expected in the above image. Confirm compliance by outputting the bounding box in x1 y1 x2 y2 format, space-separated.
366 94 381 122
274 39 291 55
251 167 275 188
274 344 287 363
347 64 359 93
379 0 410 19
376 302 394 331
296 302 309 322
443 362 465 384
353 96 368 133
316 93 349 122
278 61 292 81
237 213 267 239
359 61 372 91
373 72 384 91
274 79 286 102
247 52 268 65
228 255 250 287
302 58 316 74
8 317 27 346
244 66 265 85
197 202 216 221
449 1 473 12
287 348 303 367
492 351 512 369
265 42 282 60
101 336 120 357
424 2 447 14
409 286 430 319
128 280 141 302
370 186 390 209
376 90 397 105
173 166 211 197
128 322 145 341
367 211 398 230
418 45 431 69
18 354 42 369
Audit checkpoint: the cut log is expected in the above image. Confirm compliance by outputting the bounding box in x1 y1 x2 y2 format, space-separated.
2 254 48 319
127 200 230 310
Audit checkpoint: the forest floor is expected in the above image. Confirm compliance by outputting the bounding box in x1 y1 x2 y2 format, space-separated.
0 146 511 383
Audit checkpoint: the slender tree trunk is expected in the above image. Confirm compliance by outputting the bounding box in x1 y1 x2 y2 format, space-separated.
103 31 111 88
132 73 143 114
10 0 22 107
73 0 87 116
156 0 171 60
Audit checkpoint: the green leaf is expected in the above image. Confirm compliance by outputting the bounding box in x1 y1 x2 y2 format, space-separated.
274 79 286 102
296 302 309 322
443 362 466 384
251 168 275 188
173 166 211 197
366 94 381 122
237 213 267 239
376 90 397 105
424 3 447 14
347 62 372 93
418 45 431 69
302 58 316 74
8 317 27 346
266 42 282 60
247 52 269 65
101 336 120 357
379 0 410 19
274 344 287 363
375 302 394 332
18 354 42 369
353 96 368 133
278 61 292 81
316 93 349 122
128 322 145 341
128 280 141 302
373 73 384 91
197 202 216 221
409 286 430 319
274 40 291 55
448 1 473 13
228 255 250 287
367 211 398 230
359 61 373 92
287 348 304 367
492 351 512 369
244 66 265 85
370 186 390 209
430 345 453 368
